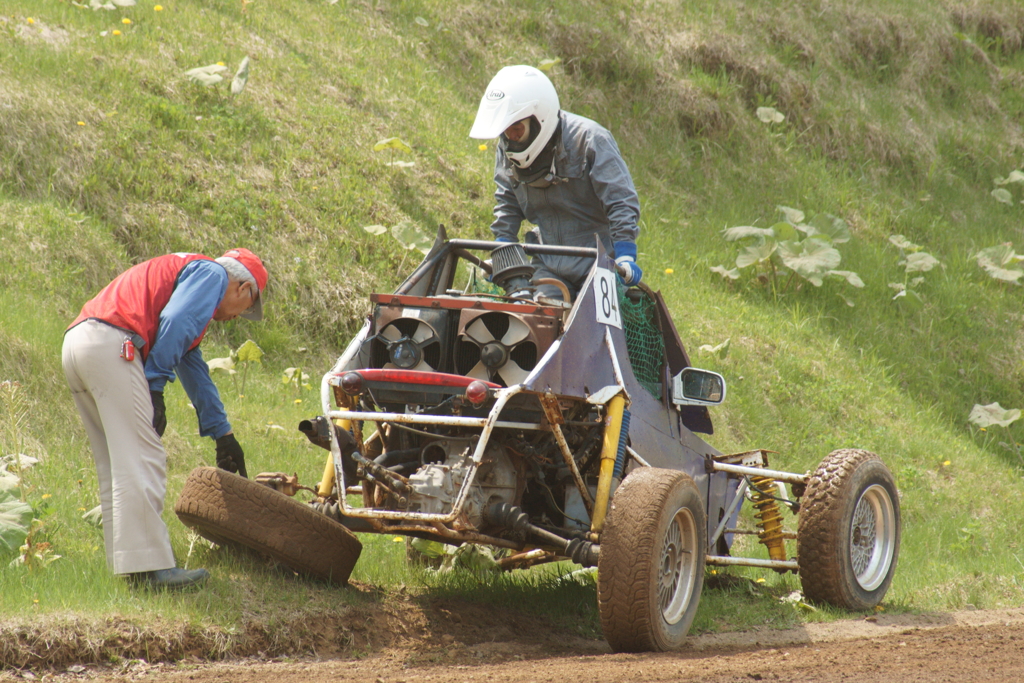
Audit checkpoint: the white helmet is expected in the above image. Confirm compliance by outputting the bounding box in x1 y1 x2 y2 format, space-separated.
469 65 560 169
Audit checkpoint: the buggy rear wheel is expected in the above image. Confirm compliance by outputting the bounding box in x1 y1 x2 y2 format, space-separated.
797 449 900 610
174 467 362 585
597 467 706 653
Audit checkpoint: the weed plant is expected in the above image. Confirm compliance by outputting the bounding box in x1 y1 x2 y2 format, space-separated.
3 0 1024 660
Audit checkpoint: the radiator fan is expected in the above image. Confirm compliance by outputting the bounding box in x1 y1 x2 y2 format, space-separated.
374 318 442 372
456 312 538 387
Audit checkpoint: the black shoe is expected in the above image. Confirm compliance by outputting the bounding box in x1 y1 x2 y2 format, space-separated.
128 567 210 590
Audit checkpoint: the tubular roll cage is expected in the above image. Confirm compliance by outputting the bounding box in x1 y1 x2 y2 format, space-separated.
317 239 809 572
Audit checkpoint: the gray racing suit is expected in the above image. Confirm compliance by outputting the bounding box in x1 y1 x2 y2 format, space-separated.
489 111 640 299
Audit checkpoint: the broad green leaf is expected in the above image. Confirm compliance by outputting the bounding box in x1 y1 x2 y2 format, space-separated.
793 222 821 239
892 287 924 311
904 251 940 273
0 475 32 554
391 221 431 253
777 238 841 285
111 0 136 5
994 170 1024 185
373 137 413 153
992 188 1014 205
89 0 117 8
980 264 1024 283
82 504 103 527
756 107 785 124
184 64 228 87
206 357 236 374
827 270 865 288
769 221 800 242
410 537 447 558
186 72 224 87
722 226 773 242
808 213 851 244
230 56 250 95
969 402 1022 429
736 240 778 268
699 338 730 359
449 543 499 574
282 367 306 383
710 265 740 280
538 58 562 72
363 224 388 236
0 454 38 472
976 245 1024 283
235 340 264 364
386 160 416 168
414 16 429 26
888 234 920 251
777 206 805 224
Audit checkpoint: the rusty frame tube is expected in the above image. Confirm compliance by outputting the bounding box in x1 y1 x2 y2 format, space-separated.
710 461 809 486
326 409 542 432
333 386 531 523
706 555 799 572
538 393 595 520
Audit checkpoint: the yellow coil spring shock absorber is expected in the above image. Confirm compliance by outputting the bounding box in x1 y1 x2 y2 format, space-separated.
749 476 787 562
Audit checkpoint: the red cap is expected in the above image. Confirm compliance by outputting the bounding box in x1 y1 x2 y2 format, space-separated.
221 248 268 320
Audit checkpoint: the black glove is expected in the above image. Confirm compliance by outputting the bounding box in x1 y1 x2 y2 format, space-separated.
215 433 248 478
150 391 166 437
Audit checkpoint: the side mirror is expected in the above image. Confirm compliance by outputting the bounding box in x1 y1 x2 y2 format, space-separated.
671 368 726 406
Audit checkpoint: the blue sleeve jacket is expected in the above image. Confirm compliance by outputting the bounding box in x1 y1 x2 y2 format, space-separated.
490 111 641 288
144 260 231 439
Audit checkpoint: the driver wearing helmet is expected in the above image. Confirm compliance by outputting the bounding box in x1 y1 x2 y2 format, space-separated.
470 64 642 301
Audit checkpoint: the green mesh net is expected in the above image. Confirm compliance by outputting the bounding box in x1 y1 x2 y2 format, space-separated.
619 286 665 399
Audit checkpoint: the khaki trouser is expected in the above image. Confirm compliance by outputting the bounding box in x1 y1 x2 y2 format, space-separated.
62 320 175 574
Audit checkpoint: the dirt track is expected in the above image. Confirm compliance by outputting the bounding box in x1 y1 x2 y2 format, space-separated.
8 608 1023 683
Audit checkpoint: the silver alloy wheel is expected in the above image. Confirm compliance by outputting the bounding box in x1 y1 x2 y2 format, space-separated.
850 483 897 591
659 506 699 625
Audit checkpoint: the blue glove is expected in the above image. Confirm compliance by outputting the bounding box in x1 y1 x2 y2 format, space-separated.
494 236 516 243
614 241 643 286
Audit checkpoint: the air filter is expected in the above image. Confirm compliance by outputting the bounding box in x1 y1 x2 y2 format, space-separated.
490 242 535 294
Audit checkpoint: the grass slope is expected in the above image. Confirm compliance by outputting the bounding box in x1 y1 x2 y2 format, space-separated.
3 0 1024 664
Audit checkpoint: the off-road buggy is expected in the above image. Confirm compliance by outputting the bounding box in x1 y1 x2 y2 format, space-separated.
175 229 901 653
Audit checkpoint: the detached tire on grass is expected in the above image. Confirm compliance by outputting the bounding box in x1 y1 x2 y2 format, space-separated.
797 449 900 611
598 467 706 653
174 466 362 586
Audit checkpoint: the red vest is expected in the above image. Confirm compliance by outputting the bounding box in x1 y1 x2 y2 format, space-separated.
70 253 215 360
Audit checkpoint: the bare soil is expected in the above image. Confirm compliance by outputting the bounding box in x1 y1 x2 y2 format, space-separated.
4 595 1023 683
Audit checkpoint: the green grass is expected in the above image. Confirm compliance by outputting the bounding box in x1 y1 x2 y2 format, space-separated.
4 0 1024 660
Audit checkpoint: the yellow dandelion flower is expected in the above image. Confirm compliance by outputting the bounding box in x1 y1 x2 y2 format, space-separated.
112 30 121 35
217 61 226 66
755 577 766 584
41 494 51 500
78 508 86 512
27 17 35 24
942 460 951 467
664 268 674 274
478 144 488 151
392 537 404 542
77 121 86 126
294 399 302 404
122 17 132 24
154 5 164 10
